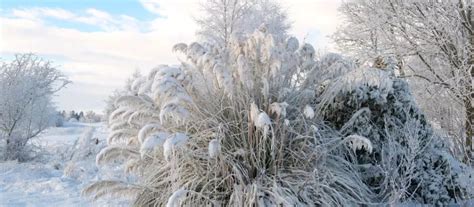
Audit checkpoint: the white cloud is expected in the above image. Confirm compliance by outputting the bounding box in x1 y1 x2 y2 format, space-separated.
139 0 200 17
10 7 76 20
10 7 142 32
282 0 342 51
0 0 342 112
0 17 176 111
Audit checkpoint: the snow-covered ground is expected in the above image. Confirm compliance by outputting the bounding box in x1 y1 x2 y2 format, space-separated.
0 122 124 207
1 122 473 207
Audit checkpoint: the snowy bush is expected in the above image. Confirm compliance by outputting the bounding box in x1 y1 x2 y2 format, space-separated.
60 110 102 123
317 64 474 204
63 128 102 180
334 0 473 162
70 128 101 160
84 28 473 205
83 111 102 123
196 0 290 47
0 54 69 161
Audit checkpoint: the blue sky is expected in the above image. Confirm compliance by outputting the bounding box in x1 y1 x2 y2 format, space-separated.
1 0 156 19
0 0 342 113
1 0 159 32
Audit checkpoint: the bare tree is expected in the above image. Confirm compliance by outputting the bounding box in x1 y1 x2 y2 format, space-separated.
334 0 473 161
0 54 69 161
196 0 290 48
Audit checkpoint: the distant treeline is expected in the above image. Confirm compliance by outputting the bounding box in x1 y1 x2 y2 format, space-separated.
55 110 103 126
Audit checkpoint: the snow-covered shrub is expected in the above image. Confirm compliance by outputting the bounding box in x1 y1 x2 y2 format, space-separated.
63 127 103 180
85 28 473 205
316 64 474 204
63 161 87 180
83 111 102 123
60 110 102 123
0 54 69 161
70 128 101 160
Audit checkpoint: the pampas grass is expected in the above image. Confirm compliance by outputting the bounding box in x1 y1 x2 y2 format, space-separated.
83 27 376 206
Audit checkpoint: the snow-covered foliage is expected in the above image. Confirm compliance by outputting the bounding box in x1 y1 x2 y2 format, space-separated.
140 132 168 158
82 111 102 123
196 0 290 47
0 54 69 161
334 0 474 161
269 101 288 117
59 110 102 123
63 127 103 180
346 135 373 154
69 128 100 161
303 105 315 119
163 133 189 162
208 139 221 158
85 28 474 206
166 188 187 207
317 66 474 205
